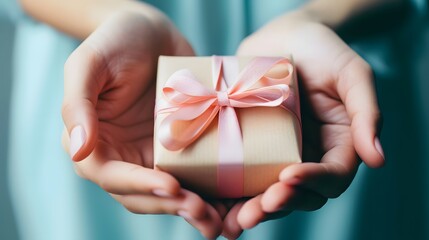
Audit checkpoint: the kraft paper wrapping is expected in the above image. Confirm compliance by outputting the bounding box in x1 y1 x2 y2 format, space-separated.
154 56 302 198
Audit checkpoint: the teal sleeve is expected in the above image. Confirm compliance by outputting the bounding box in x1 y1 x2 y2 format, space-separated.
0 0 27 22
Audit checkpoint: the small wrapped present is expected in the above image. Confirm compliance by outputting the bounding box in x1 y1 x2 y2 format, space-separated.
154 56 302 198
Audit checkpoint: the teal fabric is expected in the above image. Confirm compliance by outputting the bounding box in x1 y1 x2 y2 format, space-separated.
144 0 303 55
0 0 23 21
5 0 429 239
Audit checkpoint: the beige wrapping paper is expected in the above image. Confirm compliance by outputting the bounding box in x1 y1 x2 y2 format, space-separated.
154 56 301 198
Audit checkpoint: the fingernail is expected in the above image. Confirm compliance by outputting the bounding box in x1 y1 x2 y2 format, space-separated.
152 189 173 198
178 210 195 222
70 125 86 159
374 137 385 160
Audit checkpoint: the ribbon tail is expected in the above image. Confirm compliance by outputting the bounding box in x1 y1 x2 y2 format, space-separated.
217 106 244 198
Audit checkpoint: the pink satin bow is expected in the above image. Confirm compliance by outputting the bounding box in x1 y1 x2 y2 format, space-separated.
157 56 295 198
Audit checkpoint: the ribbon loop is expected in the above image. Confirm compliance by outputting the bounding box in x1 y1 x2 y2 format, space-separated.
156 56 297 197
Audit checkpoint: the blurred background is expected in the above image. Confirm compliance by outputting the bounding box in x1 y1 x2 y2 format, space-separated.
0 0 428 240
0 8 19 240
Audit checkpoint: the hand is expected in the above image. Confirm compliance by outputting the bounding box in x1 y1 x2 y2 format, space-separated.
221 11 384 239
61 11 222 239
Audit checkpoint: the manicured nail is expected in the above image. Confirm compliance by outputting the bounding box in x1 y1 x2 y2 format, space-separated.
374 137 385 160
152 189 173 198
178 210 195 222
70 125 86 159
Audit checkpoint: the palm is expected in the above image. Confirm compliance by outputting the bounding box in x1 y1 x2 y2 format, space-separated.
218 17 372 237
64 12 228 239
77 13 192 168
238 17 360 187
281 22 361 192
96 82 155 168
86 21 157 169
63 11 234 237
285 22 356 170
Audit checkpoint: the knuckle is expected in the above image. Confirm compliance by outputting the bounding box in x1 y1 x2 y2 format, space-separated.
98 178 112 193
98 166 116 193
337 54 373 82
113 195 143 214
119 198 142 214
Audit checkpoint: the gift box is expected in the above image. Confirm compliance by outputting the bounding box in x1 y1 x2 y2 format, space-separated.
154 56 302 198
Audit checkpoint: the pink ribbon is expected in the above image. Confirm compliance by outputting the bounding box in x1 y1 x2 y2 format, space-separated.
157 56 298 198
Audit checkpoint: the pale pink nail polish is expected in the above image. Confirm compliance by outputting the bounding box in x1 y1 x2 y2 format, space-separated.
178 210 195 222
70 125 86 159
374 137 385 160
152 189 173 198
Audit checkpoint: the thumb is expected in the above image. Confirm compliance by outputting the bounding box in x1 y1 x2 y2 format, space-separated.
62 45 103 161
337 57 384 168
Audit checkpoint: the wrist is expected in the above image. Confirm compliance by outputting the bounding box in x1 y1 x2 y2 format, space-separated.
21 0 179 40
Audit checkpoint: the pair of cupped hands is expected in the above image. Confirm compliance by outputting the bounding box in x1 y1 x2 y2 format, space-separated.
61 10 384 239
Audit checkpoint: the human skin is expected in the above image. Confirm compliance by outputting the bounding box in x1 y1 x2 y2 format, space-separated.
59 12 225 239
222 10 382 238
19 0 405 239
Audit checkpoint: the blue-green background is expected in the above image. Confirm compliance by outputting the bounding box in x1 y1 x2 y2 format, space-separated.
1 0 428 239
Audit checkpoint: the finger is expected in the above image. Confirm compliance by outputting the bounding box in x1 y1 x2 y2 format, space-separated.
336 56 384 168
261 182 327 213
222 202 245 240
169 191 223 239
210 201 229 220
279 144 358 198
62 128 86 177
62 44 105 161
76 157 181 196
112 190 222 238
62 128 69 152
181 202 223 240
261 210 292 223
237 196 292 230
237 195 265 229
112 189 206 218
